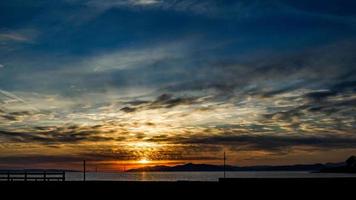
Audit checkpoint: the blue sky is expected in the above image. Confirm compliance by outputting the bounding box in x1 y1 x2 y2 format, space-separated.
0 0 356 170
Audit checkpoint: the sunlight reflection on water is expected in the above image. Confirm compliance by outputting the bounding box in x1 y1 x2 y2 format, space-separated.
65 171 356 182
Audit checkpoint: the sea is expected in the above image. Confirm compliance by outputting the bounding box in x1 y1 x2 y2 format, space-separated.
65 171 356 181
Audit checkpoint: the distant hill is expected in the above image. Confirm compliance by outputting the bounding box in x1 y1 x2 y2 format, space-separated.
128 162 344 172
319 156 356 173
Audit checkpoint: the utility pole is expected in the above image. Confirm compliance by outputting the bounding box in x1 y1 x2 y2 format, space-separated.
83 160 86 182
223 151 226 179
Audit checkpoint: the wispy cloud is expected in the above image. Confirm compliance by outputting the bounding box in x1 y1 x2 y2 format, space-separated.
0 89 39 112
0 29 38 43
87 41 188 72
82 0 256 17
85 0 160 9
0 33 29 42
0 89 27 104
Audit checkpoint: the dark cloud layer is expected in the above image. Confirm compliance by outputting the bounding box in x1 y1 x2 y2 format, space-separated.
177 134 356 152
0 125 118 145
0 111 32 121
121 94 199 113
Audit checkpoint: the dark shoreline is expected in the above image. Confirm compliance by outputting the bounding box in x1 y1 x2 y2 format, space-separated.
1 178 356 197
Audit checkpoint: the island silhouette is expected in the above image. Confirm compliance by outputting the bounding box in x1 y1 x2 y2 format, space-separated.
128 156 356 173
319 155 356 173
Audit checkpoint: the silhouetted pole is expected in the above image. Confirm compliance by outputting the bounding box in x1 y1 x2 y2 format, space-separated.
224 151 226 178
83 160 86 181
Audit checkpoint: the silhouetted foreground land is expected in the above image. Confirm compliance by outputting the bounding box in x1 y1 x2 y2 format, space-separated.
319 156 356 173
1 178 356 198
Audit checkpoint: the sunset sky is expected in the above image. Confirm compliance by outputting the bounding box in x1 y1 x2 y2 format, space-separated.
0 0 356 171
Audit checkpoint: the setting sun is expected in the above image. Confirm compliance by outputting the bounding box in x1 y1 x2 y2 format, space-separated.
138 158 150 164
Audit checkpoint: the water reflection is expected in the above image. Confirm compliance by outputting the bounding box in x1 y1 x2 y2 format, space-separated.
65 171 356 182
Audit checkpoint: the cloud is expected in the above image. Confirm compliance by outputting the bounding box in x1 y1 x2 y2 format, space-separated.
0 37 205 99
0 111 32 121
0 29 38 43
160 40 356 100
0 155 92 165
84 0 160 9
120 106 137 113
0 89 39 112
86 41 186 72
0 89 27 104
129 0 160 5
0 124 120 145
120 93 201 113
179 134 356 151
81 0 356 21
0 33 29 42
149 93 199 108
82 0 263 18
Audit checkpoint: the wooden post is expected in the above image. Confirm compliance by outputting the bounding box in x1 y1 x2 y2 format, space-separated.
62 171 65 181
44 171 47 181
24 171 27 181
7 171 10 182
83 160 86 181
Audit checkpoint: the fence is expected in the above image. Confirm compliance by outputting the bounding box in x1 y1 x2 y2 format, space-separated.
0 171 65 181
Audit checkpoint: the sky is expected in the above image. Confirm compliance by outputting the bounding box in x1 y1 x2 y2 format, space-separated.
0 0 356 171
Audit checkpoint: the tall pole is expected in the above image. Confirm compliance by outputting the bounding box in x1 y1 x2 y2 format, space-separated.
83 160 86 182
224 151 226 178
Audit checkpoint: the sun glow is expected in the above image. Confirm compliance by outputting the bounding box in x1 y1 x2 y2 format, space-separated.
138 158 150 164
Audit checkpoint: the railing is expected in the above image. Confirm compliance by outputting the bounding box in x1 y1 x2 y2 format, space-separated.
0 171 65 181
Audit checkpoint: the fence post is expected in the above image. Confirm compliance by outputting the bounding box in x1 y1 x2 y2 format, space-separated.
224 151 226 179
83 160 86 182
